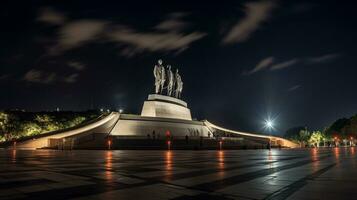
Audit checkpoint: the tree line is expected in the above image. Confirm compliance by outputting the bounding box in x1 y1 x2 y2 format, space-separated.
284 115 357 147
0 110 101 142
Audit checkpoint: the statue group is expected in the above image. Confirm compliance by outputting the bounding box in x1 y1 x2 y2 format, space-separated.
153 59 183 99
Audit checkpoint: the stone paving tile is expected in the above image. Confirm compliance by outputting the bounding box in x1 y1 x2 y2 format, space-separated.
0 148 356 199
71 183 201 200
172 165 271 186
0 189 21 197
45 180 96 190
93 172 144 184
15 184 53 193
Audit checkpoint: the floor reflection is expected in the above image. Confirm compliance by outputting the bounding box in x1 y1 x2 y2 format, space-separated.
217 150 224 169
11 150 16 163
311 148 319 170
217 150 225 178
267 150 274 168
350 147 356 155
333 147 340 160
105 151 113 181
164 151 173 180
311 148 318 160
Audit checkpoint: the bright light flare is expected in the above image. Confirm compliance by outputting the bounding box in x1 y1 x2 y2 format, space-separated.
266 121 273 128
260 113 279 133
265 119 274 130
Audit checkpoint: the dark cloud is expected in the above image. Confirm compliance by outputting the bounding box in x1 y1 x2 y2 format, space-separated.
0 74 10 81
306 53 340 64
68 61 86 71
43 11 206 57
270 59 299 71
23 69 56 84
23 69 79 84
63 73 79 83
244 53 340 75
287 85 301 92
155 12 190 31
222 1 276 44
37 7 66 25
108 26 206 57
243 56 274 75
50 20 108 54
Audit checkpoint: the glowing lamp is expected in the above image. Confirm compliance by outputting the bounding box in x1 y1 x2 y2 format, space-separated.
107 139 112 150
167 140 171 150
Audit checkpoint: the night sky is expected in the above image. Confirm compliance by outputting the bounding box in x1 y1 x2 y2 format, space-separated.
1 0 356 135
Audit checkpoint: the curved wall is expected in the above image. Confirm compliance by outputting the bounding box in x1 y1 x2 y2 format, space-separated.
110 114 209 137
14 113 120 149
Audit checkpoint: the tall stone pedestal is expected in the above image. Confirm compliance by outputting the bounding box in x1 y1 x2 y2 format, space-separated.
141 94 192 120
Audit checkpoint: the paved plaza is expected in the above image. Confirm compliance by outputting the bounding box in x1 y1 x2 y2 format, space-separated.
0 148 356 200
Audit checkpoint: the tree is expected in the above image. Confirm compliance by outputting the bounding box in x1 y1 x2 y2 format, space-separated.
298 129 310 147
0 111 99 142
285 126 305 140
34 114 61 132
325 118 349 136
0 112 22 141
21 122 42 136
0 112 9 136
309 131 324 147
66 116 86 128
284 126 311 147
341 115 357 138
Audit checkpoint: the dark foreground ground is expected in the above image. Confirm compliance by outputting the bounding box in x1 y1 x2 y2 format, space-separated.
0 148 356 200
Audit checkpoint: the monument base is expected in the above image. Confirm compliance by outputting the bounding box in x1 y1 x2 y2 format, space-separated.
110 114 209 137
141 94 192 120
110 94 208 138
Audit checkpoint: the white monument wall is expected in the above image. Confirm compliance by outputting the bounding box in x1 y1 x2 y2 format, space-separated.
110 116 210 137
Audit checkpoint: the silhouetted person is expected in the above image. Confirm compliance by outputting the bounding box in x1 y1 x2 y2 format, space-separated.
152 131 156 140
185 135 189 144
